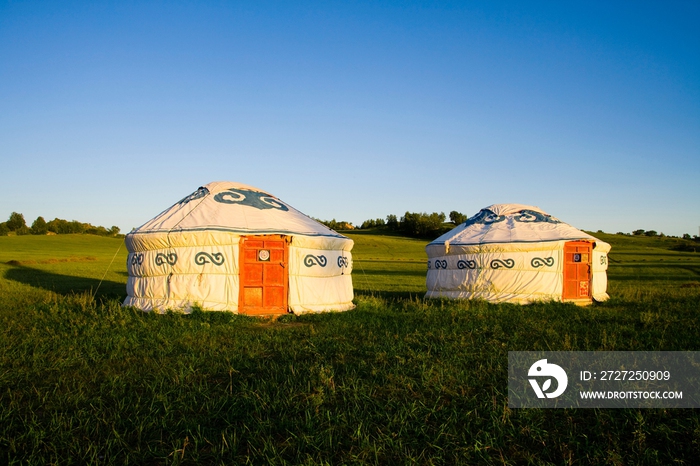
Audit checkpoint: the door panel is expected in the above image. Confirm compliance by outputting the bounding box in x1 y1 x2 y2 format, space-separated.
563 241 592 302
239 235 289 315
243 287 263 307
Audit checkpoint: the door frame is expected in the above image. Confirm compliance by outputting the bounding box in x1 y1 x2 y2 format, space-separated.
238 234 289 316
562 240 593 305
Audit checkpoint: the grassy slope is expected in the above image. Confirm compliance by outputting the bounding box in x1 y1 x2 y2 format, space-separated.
0 235 128 301
591 232 700 297
348 230 428 297
2 230 697 299
0 232 699 464
347 229 700 299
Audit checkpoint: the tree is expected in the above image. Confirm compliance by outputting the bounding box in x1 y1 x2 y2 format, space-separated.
86 226 108 236
399 211 446 238
6 212 26 231
386 214 399 230
0 222 8 236
109 226 120 236
47 218 68 234
31 216 48 235
449 211 467 225
15 225 31 235
360 218 386 229
315 218 353 231
632 229 645 236
69 220 86 234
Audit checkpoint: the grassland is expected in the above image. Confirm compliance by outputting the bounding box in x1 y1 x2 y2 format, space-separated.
1 232 699 465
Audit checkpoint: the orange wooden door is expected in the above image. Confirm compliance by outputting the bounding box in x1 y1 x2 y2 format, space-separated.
239 235 288 315
563 241 592 301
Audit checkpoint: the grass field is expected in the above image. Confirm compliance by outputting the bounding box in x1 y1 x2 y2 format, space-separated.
1 232 699 465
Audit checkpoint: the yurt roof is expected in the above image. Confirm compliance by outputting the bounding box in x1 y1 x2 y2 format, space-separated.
130 181 346 238
429 203 601 246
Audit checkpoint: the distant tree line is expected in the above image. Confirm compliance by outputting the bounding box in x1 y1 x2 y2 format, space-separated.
614 229 699 241
318 210 470 239
359 218 386 229
633 229 661 237
616 229 700 252
0 212 121 237
386 212 446 238
370 210 467 238
315 219 355 231
311 213 700 244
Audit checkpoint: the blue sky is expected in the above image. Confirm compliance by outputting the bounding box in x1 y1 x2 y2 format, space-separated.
1 1 698 236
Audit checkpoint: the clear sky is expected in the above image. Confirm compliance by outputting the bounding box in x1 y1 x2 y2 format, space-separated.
1 1 698 237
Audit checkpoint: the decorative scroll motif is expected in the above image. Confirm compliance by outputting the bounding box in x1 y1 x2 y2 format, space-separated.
155 252 178 266
463 209 506 227
531 257 555 268
304 254 327 267
434 260 448 269
130 253 144 266
213 188 289 211
177 187 209 205
513 210 561 224
427 260 431 270
490 258 515 269
600 255 607 265
195 252 225 266
337 256 349 268
457 259 477 269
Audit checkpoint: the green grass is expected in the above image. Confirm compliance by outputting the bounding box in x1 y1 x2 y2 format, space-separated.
585 232 700 301
1 232 699 465
0 234 128 302
349 230 427 298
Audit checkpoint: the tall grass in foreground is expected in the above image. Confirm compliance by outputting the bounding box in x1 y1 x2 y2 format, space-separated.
1 286 699 465
1 232 699 464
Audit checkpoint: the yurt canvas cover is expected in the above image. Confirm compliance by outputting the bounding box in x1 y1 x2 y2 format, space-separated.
425 204 610 304
124 182 354 314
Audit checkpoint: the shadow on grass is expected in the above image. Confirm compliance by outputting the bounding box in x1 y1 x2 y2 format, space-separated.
3 264 126 300
354 289 426 301
609 265 700 281
353 268 426 277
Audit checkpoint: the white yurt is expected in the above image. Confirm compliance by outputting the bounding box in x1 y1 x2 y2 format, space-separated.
124 181 354 315
425 204 611 305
